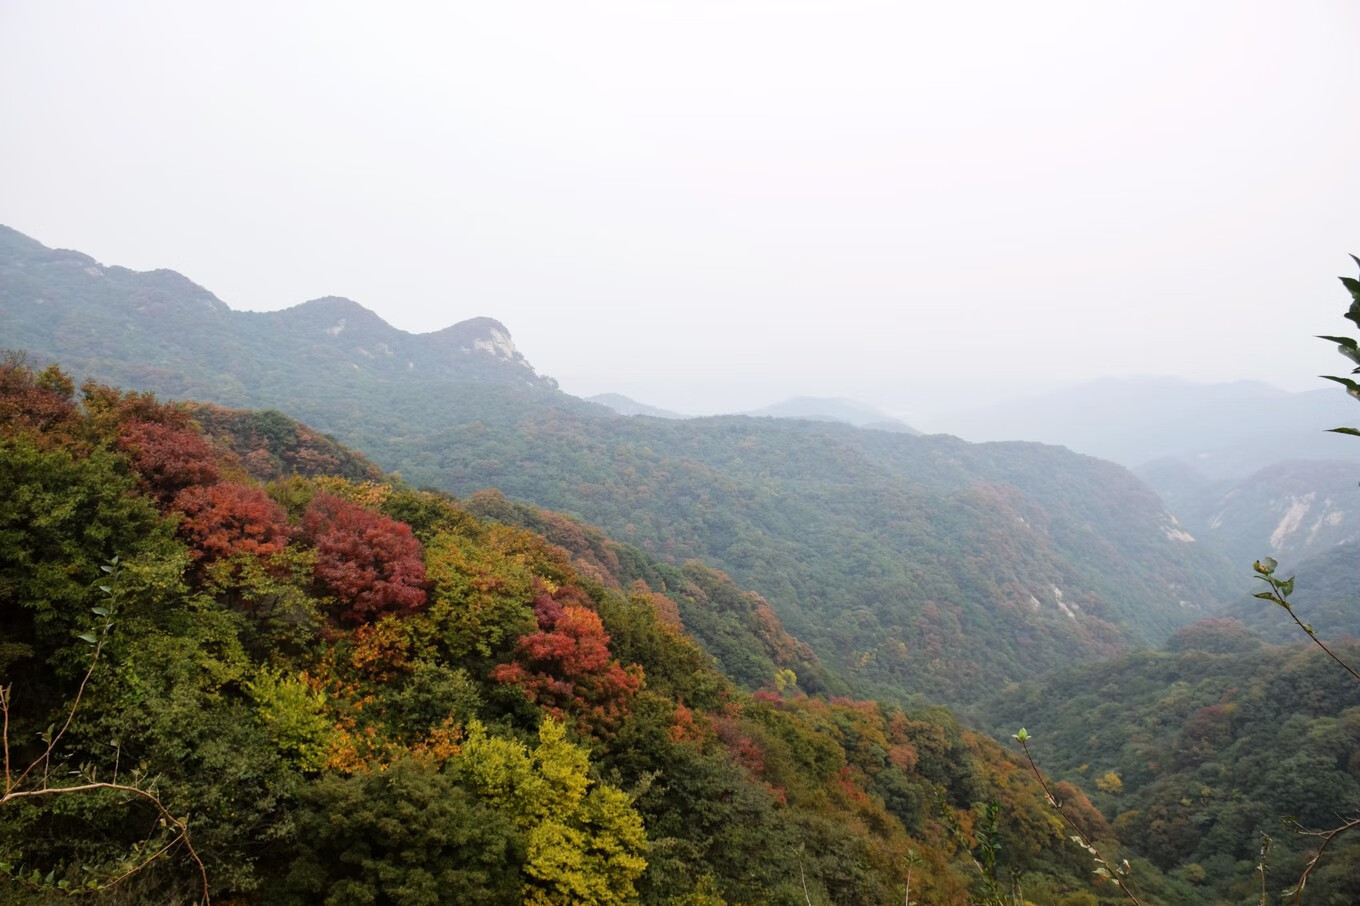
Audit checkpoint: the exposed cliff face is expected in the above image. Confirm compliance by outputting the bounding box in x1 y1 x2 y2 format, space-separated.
1140 457 1360 567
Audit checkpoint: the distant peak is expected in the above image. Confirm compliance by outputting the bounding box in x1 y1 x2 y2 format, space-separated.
430 317 517 358
425 317 556 387
295 296 383 318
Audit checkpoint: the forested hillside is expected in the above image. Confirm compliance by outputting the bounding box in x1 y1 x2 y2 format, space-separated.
0 360 1136 905
982 620 1360 904
0 226 1244 705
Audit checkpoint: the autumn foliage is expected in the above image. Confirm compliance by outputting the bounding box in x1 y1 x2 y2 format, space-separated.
304 492 428 624
118 419 222 503
172 481 291 567
493 583 643 734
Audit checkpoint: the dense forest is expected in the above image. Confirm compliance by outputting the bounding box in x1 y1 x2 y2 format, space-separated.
983 622 1360 904
0 225 1246 707
1 359 1146 904
3 228 1359 902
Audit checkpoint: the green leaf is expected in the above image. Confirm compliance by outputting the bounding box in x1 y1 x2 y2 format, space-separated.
1013 727 1030 742
1278 577 1295 597
1320 375 1360 393
1326 427 1360 436
77 632 98 644
1318 334 1358 348
91 606 110 616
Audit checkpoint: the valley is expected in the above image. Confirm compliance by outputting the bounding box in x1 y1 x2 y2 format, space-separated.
2 226 1358 903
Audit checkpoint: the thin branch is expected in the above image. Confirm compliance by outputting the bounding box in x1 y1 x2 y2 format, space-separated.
798 844 814 906
0 563 212 904
1281 603 1360 684
1290 815 1360 906
11 627 108 792
2 684 11 796
1 781 212 904
1014 733 1143 906
1253 563 1360 685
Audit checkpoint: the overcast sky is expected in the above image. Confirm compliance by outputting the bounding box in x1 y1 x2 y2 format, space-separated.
3 2 1358 416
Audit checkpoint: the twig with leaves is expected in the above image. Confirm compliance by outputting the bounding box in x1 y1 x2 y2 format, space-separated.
0 559 211 903
1012 729 1143 906
1251 556 1360 903
1252 558 1360 684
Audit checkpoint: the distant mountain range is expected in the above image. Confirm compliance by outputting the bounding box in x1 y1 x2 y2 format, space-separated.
0 225 555 408
586 393 685 419
925 375 1360 479
0 225 1246 704
588 392 921 434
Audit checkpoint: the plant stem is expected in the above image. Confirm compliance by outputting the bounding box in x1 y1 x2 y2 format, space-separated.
1015 736 1143 906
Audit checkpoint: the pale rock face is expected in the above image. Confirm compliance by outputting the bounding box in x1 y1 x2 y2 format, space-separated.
326 319 346 336
471 327 520 361
1162 512 1197 543
1269 493 1317 551
1050 585 1078 621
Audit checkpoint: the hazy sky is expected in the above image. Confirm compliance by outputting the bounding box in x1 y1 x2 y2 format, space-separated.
3 2 1358 416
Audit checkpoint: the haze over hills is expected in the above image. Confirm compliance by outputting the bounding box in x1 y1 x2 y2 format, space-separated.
586 393 685 419
740 396 920 433
1 226 1249 703
924 375 1360 479
589 392 922 433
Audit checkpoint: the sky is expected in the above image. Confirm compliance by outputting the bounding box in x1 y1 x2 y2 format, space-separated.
3 1 1359 418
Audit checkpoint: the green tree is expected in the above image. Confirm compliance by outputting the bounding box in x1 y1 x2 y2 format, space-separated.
459 719 648 905
277 758 524 906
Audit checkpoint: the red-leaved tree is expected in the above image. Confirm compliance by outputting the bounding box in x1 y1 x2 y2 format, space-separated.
493 583 642 735
117 420 221 504
172 481 292 568
303 493 428 624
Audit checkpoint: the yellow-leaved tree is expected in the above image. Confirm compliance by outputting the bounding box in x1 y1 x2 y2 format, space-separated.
460 718 648 905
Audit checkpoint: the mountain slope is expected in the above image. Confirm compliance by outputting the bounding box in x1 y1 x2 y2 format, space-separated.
1 225 1242 705
980 628 1360 904
0 225 555 407
1137 457 1360 567
0 360 1133 905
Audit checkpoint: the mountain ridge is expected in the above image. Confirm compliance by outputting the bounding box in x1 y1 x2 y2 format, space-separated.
0 224 1244 704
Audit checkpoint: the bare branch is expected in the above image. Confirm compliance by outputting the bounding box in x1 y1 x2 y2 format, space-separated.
1014 733 1143 906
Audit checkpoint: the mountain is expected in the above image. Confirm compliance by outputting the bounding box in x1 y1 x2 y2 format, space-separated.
0 225 555 408
1 225 1243 705
742 396 920 433
1137 457 1360 567
926 376 1360 478
980 626 1360 904
587 393 685 419
0 359 1139 905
